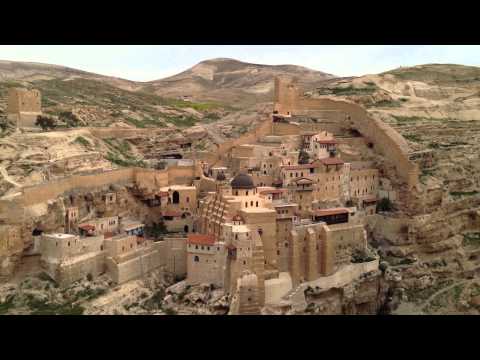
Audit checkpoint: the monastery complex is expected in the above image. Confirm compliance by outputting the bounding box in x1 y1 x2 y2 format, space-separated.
0 77 430 314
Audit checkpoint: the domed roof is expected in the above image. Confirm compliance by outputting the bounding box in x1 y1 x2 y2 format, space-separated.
231 173 254 189
216 172 226 181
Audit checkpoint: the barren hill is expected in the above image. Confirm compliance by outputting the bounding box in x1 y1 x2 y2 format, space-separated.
141 58 336 106
0 60 140 91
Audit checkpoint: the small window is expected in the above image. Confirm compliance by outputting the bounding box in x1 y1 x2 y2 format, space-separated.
194 256 199 262
250 201 253 206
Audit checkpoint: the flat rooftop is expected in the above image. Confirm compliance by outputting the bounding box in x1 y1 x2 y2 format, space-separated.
159 185 196 191
44 233 76 239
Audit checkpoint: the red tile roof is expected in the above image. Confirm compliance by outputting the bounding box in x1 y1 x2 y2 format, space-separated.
321 157 344 166
79 224 95 231
313 208 349 217
187 234 216 246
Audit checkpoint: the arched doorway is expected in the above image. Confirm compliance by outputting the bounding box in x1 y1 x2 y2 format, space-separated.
172 191 180 204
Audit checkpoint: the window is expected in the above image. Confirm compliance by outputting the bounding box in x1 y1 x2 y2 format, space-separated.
186 197 190 203
68 242 70 247
246 191 249 196
194 256 199 262
243 260 246 265
256 201 258 207
245 202 248 207
250 201 253 206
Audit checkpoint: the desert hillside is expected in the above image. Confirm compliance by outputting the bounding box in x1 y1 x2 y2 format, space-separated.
143 58 336 106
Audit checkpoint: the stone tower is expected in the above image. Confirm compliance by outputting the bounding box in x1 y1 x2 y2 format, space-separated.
7 88 42 128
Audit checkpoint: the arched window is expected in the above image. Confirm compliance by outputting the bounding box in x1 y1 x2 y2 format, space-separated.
256 201 258 207
172 191 180 204
245 202 248 207
250 201 253 206
194 256 199 262
246 191 249 196
186 196 189 203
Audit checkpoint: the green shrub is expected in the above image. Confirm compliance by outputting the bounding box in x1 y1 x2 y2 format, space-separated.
377 197 394 212
74 136 91 147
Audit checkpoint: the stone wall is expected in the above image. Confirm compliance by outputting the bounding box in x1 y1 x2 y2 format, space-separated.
273 77 420 188
106 246 161 284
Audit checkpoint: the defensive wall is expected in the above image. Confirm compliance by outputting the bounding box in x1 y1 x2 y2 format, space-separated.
4 165 201 209
89 127 176 139
273 77 420 188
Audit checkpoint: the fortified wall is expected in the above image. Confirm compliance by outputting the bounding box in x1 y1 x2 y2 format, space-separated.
273 78 420 189
18 165 201 207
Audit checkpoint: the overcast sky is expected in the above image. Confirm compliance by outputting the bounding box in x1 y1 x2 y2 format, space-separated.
1 45 479 82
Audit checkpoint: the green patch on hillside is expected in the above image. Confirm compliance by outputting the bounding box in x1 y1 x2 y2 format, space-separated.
317 84 378 96
463 232 480 248
74 136 91 147
106 152 146 168
26 78 228 128
165 115 197 127
385 64 480 85
368 99 403 108
403 134 422 142
24 294 85 315
450 191 479 198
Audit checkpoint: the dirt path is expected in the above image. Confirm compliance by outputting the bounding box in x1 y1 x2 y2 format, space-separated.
0 165 21 188
420 279 473 312
393 278 475 315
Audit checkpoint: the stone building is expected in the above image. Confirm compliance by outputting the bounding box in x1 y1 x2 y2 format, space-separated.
7 88 42 128
186 233 226 287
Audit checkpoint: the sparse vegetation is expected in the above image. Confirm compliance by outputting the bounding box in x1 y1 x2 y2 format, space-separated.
376 197 394 212
35 115 57 131
403 134 422 142
463 232 480 248
317 84 378 96
59 111 81 127
74 136 91 147
450 191 479 198
165 115 197 127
